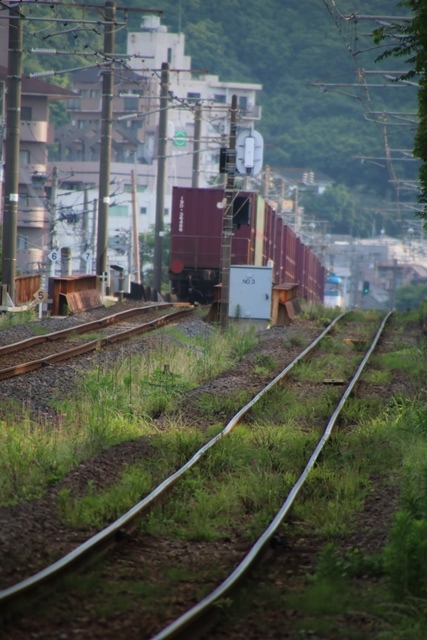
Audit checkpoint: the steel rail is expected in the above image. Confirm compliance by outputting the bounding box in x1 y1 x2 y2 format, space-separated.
150 311 393 640
0 303 177 355
0 312 345 614
0 307 193 380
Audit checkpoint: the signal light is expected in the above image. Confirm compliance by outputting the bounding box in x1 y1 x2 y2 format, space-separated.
363 281 370 295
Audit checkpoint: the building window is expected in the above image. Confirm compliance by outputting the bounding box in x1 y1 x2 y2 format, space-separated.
17 235 28 249
122 150 136 162
187 92 201 102
214 94 226 103
19 149 30 165
211 122 225 134
67 98 81 110
167 47 172 63
21 106 32 121
79 89 88 97
19 193 30 207
124 97 139 111
90 89 100 98
140 207 147 215
164 208 169 217
239 96 248 111
110 204 128 217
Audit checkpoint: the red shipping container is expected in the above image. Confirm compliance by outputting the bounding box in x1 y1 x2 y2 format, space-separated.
170 187 256 274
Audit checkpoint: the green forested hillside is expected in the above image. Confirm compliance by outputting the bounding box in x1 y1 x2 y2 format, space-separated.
138 0 420 236
129 0 416 195
20 0 418 236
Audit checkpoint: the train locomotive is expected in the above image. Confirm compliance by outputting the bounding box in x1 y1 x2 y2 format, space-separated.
324 272 344 308
168 186 325 305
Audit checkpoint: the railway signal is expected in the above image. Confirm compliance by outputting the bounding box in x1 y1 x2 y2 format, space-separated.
236 129 264 177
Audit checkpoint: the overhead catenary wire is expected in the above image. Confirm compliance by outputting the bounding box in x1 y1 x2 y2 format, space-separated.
320 0 419 224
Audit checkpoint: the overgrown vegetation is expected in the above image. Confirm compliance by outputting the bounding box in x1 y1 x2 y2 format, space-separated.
2 307 427 637
46 308 427 637
0 308 37 329
0 323 258 505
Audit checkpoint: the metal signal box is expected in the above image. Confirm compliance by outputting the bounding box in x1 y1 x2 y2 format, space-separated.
229 265 273 320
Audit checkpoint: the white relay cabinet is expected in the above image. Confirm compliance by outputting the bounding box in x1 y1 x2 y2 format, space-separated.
228 265 273 320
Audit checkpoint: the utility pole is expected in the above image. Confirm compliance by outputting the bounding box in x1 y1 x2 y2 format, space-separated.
153 61 169 296
192 102 202 188
219 94 238 331
50 166 58 250
96 0 115 280
0 82 5 225
1 5 23 302
131 169 141 283
390 258 398 310
80 186 89 272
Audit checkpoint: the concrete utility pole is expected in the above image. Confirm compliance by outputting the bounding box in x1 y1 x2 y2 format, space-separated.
1 5 23 302
131 169 141 284
50 165 58 250
96 0 116 279
79 186 89 272
153 61 169 296
0 81 5 225
192 102 202 188
219 94 238 331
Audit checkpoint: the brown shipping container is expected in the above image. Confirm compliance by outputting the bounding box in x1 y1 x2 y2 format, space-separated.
170 187 256 273
169 186 325 306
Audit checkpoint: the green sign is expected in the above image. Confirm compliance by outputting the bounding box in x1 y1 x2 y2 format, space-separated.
173 131 188 147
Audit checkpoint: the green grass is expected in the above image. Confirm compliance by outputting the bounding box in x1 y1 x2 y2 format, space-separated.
57 466 156 529
58 423 313 537
5 309 426 639
0 308 37 329
280 398 427 638
3 310 427 633
252 353 277 375
0 323 259 506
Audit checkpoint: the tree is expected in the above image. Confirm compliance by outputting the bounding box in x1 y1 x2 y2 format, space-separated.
373 1 427 224
395 282 427 310
300 184 362 236
139 225 170 287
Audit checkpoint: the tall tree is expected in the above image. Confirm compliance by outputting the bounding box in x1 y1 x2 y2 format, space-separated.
374 1 427 224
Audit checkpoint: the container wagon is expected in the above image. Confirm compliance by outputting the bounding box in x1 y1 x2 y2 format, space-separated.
169 186 325 305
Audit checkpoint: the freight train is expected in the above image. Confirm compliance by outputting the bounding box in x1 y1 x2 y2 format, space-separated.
168 186 325 305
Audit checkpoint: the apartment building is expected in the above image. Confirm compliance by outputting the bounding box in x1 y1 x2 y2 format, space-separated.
52 14 262 274
0 67 74 274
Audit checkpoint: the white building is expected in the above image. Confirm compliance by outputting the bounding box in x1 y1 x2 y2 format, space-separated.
53 14 263 277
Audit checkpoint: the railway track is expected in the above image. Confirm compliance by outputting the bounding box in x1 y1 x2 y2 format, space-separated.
0 309 421 639
0 304 193 379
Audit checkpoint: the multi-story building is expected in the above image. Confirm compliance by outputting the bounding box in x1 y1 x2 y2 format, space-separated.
52 14 263 275
0 66 74 274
